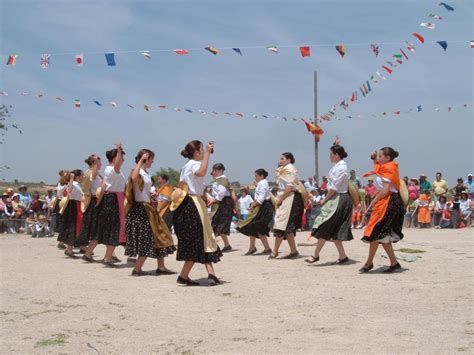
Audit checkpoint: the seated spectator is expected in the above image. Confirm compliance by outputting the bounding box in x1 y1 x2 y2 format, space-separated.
433 195 448 227
32 215 50 238
437 205 453 229
404 200 417 228
18 185 32 211
417 191 432 228
28 191 43 214
25 211 36 235
459 192 472 227
450 196 461 228
4 198 16 233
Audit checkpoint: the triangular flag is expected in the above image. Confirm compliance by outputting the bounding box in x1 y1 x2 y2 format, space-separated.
335 45 346 58
406 41 416 52
370 44 379 57
105 53 116 66
299 46 310 57
74 99 80 108
158 105 166 109
75 54 84 66
382 65 393 74
394 111 401 115
55 97 64 101
6 55 17 65
185 109 193 113
0 91 8 96
40 54 50 69
448 107 452 112
205 46 219 55
360 87 366 97
144 105 150 112
127 104 135 109
428 13 443 19
94 101 102 106
110 102 117 108
393 54 402 59
141 51 151 59
439 2 454 11
412 32 425 43
400 48 409 60
350 91 357 102
267 46 278 53
366 81 371 92
416 105 422 112
235 112 244 117
232 48 242 56
376 71 386 80
174 49 189 55
470 40 474 48
420 22 435 29
437 41 448 51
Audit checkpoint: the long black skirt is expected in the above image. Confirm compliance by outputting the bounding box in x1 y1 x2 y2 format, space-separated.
75 197 99 247
57 201 79 246
125 203 176 258
274 192 304 238
211 196 233 235
363 193 405 243
173 196 222 264
94 194 123 247
237 200 274 238
52 202 62 233
162 208 174 231
312 193 353 241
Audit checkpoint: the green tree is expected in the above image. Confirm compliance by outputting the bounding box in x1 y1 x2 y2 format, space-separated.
153 167 180 186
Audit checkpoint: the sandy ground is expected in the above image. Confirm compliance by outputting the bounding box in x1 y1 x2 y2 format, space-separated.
0 228 473 354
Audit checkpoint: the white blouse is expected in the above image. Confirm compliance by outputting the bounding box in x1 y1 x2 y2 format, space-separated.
254 179 271 204
180 159 205 195
375 176 398 193
56 183 66 199
211 175 230 201
133 169 152 203
327 160 349 193
70 181 83 201
103 165 126 193
90 175 101 195
277 163 298 191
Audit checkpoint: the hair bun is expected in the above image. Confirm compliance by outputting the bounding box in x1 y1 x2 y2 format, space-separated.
343 152 348 158
180 149 189 158
394 151 399 158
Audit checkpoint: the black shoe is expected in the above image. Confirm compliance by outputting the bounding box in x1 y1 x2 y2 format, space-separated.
82 255 95 263
335 257 349 264
156 268 175 275
259 248 272 255
359 263 374 273
131 269 147 276
304 255 320 264
64 251 78 259
57 243 66 250
282 251 300 259
101 259 118 268
126 257 137 263
244 248 257 256
208 273 221 285
383 262 401 273
77 249 87 254
177 276 200 286
222 245 233 252
111 256 121 263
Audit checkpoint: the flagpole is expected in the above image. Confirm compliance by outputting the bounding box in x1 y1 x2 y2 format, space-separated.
314 71 319 184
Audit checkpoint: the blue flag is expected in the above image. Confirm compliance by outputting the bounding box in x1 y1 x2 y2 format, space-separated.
105 53 116 66
185 109 193 113
416 105 422 112
437 41 448 51
93 101 102 106
232 48 243 56
439 2 454 11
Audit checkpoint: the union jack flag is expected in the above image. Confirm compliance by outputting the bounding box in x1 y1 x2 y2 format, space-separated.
41 54 50 69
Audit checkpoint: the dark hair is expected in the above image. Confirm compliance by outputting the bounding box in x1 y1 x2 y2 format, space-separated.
71 169 83 178
330 145 348 159
281 152 295 164
436 172 442 176
135 149 155 164
439 195 447 203
255 168 268 178
158 174 169 182
181 140 202 159
380 147 399 161
212 163 225 171
106 148 125 163
84 154 99 167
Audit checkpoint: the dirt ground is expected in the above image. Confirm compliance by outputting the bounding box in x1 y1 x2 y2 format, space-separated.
0 228 473 354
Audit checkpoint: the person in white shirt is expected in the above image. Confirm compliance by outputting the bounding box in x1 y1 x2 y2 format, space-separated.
237 168 274 255
58 169 84 258
77 154 102 257
172 140 222 286
52 170 69 247
208 163 234 252
84 144 126 266
304 176 318 191
238 188 253 220
306 143 353 265
124 149 176 276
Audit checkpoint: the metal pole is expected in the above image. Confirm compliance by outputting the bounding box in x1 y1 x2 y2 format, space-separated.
314 71 319 184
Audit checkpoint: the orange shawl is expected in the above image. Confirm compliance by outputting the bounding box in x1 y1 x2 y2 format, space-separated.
363 161 400 238
417 194 431 224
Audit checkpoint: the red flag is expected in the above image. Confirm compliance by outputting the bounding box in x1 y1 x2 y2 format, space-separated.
335 45 346 58
235 112 244 117
158 105 167 108
412 32 425 43
299 46 310 57
351 91 357 102
174 49 189 55
400 48 409 60
394 111 401 115
302 119 324 141
382 65 393 74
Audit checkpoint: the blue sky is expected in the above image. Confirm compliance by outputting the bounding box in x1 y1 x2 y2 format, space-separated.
0 0 472 186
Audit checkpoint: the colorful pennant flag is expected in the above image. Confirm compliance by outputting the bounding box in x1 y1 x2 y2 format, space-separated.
36 93 43 99
144 105 150 112
41 54 50 69
302 119 324 142
335 45 346 58
437 41 448 51
412 32 425 43
174 49 189 55
366 81 371 92
416 105 423 112
94 101 102 106
205 46 219 55
198 109 206 115
406 41 416 52
382 65 393 74
55 97 64 101
110 102 117 108
299 46 310 57
127 104 135 109
375 71 386 80
232 48 242 56
350 91 357 102
428 14 443 19
370 43 379 57
370 75 378 83
471 40 474 48
360 87 366 97
141 51 151 59
0 91 8 96
267 46 278 53
420 22 436 29
235 112 244 117
439 2 454 11
158 105 166 109
393 54 402 59
394 111 401 115
185 109 193 113
6 55 17 65
75 54 84 66
105 53 116 66
400 48 409 60
74 99 80 108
